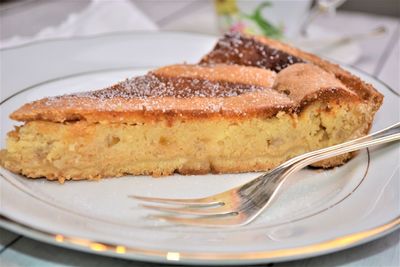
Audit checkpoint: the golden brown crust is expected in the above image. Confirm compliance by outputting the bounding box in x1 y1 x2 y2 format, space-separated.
153 64 276 87
11 63 360 123
273 63 359 104
9 91 293 123
253 35 383 110
201 33 383 112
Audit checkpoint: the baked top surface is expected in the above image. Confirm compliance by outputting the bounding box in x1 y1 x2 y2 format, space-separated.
201 33 383 108
11 63 359 123
10 33 381 123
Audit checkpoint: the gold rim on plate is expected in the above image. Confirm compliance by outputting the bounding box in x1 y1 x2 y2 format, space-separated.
0 214 399 264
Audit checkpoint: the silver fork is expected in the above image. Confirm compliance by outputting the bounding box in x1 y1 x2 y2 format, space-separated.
131 122 400 227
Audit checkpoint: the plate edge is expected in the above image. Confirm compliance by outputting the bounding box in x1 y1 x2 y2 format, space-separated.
0 214 399 265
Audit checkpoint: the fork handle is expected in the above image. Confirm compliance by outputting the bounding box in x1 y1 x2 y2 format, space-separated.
287 122 400 174
282 122 400 168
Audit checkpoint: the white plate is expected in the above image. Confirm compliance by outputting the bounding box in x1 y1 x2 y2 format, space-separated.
0 32 399 265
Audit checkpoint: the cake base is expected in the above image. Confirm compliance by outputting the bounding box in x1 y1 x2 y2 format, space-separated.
0 100 372 182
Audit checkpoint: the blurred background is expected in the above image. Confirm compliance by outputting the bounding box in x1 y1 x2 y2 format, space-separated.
1 0 398 85
0 0 399 41
0 0 398 90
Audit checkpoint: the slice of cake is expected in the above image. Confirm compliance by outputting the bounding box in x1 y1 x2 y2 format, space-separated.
0 35 383 182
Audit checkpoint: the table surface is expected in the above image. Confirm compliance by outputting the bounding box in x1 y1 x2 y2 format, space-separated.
0 1 399 266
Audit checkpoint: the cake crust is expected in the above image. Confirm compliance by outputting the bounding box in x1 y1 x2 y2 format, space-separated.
10 64 360 124
201 33 383 111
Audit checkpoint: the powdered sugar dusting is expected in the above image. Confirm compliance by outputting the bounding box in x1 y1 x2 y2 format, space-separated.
40 70 293 116
51 73 268 101
200 32 303 72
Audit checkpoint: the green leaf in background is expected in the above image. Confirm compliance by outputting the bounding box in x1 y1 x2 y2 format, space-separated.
241 1 283 39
